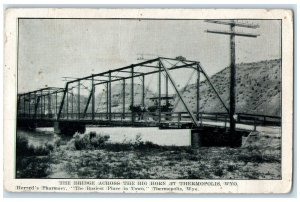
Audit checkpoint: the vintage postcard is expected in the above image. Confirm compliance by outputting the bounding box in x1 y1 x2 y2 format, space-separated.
4 8 293 193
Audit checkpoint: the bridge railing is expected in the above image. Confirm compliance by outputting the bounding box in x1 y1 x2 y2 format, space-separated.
17 111 281 129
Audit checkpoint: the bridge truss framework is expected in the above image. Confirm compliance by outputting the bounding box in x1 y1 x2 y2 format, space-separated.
17 57 280 130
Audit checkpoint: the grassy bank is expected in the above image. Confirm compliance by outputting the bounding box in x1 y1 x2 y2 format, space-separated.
16 134 54 178
16 130 281 179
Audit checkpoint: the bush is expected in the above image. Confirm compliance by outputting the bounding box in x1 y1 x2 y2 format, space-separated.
134 141 160 150
16 156 51 178
227 164 237 172
214 168 224 177
16 135 53 156
104 142 134 152
73 132 110 150
16 135 30 156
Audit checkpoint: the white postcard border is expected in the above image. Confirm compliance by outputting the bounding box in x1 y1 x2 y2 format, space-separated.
3 8 294 194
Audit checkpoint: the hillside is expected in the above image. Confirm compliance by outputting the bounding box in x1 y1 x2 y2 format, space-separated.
93 83 155 113
46 84 155 115
175 59 281 116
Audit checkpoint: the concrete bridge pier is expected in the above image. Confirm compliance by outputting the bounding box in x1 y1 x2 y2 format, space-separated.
54 121 86 136
191 128 202 148
191 127 243 148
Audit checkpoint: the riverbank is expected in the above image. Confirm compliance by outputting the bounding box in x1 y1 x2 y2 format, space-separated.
16 129 281 179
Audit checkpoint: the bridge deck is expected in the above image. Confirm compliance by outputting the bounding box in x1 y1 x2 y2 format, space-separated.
17 111 281 130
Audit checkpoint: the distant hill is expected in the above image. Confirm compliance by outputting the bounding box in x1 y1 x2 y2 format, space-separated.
49 83 155 115
175 59 281 116
94 83 155 113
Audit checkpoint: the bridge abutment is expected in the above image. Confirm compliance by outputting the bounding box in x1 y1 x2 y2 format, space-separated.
17 120 37 131
54 121 86 136
191 127 244 148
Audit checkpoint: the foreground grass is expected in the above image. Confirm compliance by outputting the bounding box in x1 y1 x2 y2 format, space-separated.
17 131 281 179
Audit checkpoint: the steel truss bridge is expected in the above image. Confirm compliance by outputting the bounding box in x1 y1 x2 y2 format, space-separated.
17 57 281 135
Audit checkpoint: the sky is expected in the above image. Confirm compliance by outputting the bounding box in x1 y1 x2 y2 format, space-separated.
18 19 281 93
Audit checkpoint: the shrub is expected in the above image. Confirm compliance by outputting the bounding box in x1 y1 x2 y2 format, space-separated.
16 156 51 178
227 164 237 172
104 142 133 152
74 133 90 150
16 135 53 156
73 132 110 150
66 138 76 150
214 168 224 177
16 135 30 156
135 141 160 150
134 134 142 145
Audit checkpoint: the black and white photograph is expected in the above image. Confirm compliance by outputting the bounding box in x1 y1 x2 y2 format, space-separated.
4 8 293 193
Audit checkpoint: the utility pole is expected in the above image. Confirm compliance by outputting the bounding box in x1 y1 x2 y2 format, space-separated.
205 20 259 139
91 76 95 121
77 81 80 119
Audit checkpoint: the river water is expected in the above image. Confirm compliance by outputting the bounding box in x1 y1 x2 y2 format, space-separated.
18 127 191 147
